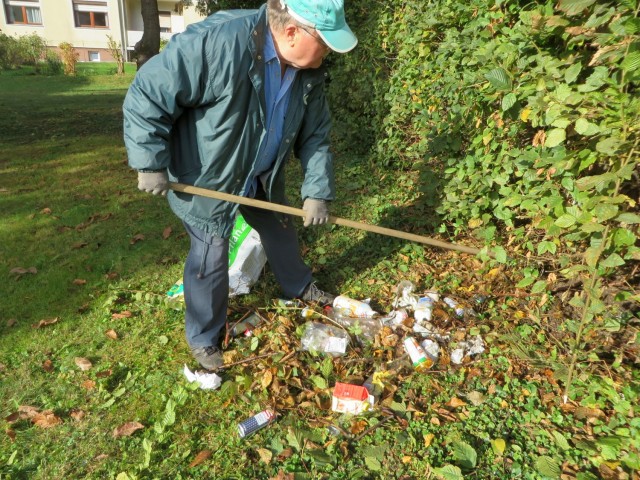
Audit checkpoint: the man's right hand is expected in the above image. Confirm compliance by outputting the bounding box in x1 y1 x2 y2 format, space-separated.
137 171 169 196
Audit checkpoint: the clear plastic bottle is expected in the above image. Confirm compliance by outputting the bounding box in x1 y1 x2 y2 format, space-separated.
232 312 261 337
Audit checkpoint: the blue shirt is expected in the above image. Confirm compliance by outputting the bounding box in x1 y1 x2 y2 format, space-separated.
244 28 298 197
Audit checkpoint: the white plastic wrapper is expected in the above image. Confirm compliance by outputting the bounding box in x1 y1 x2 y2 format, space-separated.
183 365 222 390
228 215 266 296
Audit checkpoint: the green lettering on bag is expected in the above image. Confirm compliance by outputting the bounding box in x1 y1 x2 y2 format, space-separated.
228 215 251 267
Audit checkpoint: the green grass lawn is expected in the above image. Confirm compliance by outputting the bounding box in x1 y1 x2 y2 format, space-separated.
0 64 637 480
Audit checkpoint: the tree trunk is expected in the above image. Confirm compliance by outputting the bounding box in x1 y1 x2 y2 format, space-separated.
134 0 160 70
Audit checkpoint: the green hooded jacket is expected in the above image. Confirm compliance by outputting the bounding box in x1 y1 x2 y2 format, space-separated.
123 5 335 237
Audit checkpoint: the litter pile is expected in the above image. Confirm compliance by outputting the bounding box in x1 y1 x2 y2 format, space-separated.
183 280 490 438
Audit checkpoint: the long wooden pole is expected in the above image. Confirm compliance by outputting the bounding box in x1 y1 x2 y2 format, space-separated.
169 182 482 256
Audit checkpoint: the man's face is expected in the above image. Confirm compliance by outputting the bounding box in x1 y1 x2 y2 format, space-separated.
277 24 330 70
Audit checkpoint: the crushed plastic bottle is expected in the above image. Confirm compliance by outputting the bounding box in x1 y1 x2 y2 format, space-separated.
379 309 409 328
300 322 349 357
444 297 465 318
324 306 381 344
414 295 438 322
420 338 440 363
333 295 377 318
393 280 419 309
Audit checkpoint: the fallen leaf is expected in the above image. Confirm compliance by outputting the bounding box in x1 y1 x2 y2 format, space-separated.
270 471 294 480
130 234 145 245
94 454 109 461
257 447 273 464
73 279 87 285
82 380 96 390
113 421 144 438
105 329 118 340
112 311 132 320
402 456 412 464
574 406 605 420
96 369 112 378
261 370 273 389
75 357 92 371
105 272 119 280
276 448 294 461
162 226 172 239
467 390 484 407
5 412 20 423
6 319 16 327
424 433 435 447
42 359 54 372
32 410 62 428
72 242 88 249
189 449 212 468
18 405 40 417
40 207 52 215
32 317 59 328
10 266 38 276
6 429 16 442
446 397 467 408
70 410 86 421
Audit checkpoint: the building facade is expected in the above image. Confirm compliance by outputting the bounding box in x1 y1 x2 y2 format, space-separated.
1 0 206 62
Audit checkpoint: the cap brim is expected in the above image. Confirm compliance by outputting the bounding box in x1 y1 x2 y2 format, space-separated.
317 25 358 54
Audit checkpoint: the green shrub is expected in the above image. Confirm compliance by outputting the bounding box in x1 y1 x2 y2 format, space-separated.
41 49 63 75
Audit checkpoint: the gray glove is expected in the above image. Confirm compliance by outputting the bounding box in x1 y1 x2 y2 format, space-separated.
303 198 329 227
137 170 169 196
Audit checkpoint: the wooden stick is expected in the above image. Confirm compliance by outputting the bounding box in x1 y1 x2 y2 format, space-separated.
170 182 484 256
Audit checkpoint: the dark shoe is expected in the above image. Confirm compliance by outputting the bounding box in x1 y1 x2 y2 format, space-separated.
190 345 223 370
301 282 335 306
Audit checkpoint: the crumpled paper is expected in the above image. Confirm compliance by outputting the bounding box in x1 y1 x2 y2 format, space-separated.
183 364 222 390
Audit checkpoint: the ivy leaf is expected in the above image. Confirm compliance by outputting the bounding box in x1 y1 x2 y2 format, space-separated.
616 212 640 224
594 203 618 221
600 253 625 269
432 464 464 480
544 128 566 148
564 63 582 84
493 246 507 263
537 241 557 255
364 456 381 471
574 118 599 136
584 247 600 267
535 455 561 477
452 441 477 469
501 93 517 111
531 280 548 294
558 0 596 15
596 137 622 155
621 51 640 73
552 431 571 450
575 172 616 191
613 228 637 246
485 68 512 91
286 428 304 451
309 375 327 389
555 214 576 228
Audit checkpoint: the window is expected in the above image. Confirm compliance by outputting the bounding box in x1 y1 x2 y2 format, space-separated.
88 51 100 61
159 11 171 33
73 0 108 28
4 0 42 25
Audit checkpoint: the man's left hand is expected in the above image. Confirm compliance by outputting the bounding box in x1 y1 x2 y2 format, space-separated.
303 198 329 227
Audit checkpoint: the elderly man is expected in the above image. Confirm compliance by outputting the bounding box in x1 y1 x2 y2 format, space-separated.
123 0 357 370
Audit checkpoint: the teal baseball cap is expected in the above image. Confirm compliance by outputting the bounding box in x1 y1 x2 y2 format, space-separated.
282 0 357 53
